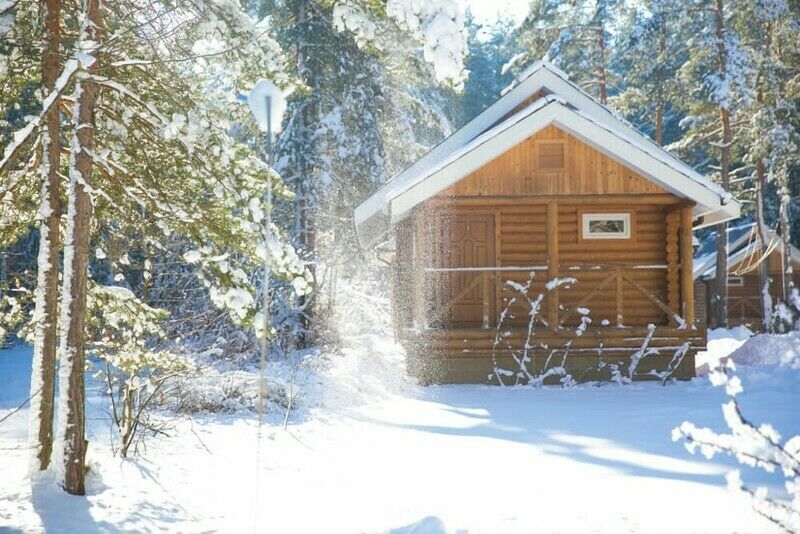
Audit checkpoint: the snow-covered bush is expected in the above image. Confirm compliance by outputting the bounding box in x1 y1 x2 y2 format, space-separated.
490 273 578 387
0 286 28 342
673 358 800 532
491 272 691 386
169 368 290 414
772 287 800 334
87 285 195 457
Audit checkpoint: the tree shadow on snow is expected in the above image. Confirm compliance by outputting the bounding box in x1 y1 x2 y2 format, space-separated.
30 482 112 534
352 382 785 488
28 464 209 534
383 515 452 534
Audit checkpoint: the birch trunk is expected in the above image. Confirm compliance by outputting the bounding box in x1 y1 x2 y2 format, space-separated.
28 0 62 474
755 161 773 330
55 0 102 495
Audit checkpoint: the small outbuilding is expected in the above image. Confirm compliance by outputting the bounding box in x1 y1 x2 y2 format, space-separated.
355 62 741 383
694 223 800 330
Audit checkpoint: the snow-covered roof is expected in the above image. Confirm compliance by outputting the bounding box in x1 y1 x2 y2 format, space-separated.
694 223 800 280
354 61 741 248
693 223 756 279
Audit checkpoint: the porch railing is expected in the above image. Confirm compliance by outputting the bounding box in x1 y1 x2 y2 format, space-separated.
422 264 684 330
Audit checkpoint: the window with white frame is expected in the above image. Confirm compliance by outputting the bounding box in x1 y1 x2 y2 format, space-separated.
581 213 631 240
728 276 744 287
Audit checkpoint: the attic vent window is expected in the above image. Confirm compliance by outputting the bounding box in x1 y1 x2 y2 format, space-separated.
728 276 744 287
537 140 565 170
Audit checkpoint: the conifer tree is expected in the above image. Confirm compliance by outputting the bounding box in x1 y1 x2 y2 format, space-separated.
674 0 753 328
510 0 622 103
458 13 519 127
738 0 799 327
1 0 311 493
249 0 466 347
613 0 688 145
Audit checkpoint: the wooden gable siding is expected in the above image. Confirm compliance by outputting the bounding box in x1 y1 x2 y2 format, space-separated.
440 125 667 197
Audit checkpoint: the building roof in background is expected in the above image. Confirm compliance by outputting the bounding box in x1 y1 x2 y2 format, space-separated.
694 223 800 280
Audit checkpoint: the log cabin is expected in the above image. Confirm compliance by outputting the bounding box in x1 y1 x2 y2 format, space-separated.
354 62 741 384
694 223 800 330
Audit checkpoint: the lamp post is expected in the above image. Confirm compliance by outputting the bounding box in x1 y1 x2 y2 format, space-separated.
247 80 286 414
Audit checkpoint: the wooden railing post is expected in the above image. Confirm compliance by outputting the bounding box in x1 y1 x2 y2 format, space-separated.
680 205 695 327
546 203 559 330
616 267 623 327
481 271 491 329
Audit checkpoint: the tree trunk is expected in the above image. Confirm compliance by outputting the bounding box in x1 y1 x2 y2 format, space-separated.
28 0 62 474
120 387 134 458
654 20 666 146
755 161 772 330
56 0 102 495
596 25 607 104
712 0 731 329
293 0 316 348
655 99 664 146
779 186 792 301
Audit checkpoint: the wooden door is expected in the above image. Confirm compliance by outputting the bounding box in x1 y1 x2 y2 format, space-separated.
434 213 495 326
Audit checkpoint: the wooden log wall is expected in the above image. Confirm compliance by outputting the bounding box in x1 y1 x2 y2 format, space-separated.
409 199 679 328
393 123 702 332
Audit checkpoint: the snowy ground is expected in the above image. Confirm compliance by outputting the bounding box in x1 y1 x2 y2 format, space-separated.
1 330 798 533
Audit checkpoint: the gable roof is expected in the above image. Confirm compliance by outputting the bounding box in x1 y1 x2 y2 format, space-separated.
354 61 741 248
694 223 800 280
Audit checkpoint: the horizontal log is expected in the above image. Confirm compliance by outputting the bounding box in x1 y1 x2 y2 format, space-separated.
417 326 702 339
429 194 681 206
422 348 701 360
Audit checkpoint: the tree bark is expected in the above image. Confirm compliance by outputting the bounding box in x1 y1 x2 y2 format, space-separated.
712 0 731 329
293 0 316 348
654 19 666 146
28 0 62 473
755 161 772 330
779 186 793 301
596 25 607 104
56 0 102 496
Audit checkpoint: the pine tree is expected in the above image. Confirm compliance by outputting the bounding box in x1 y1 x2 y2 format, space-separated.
738 1 799 326
56 0 103 495
1 0 311 492
456 13 520 127
28 0 63 474
510 0 622 103
613 0 688 145
252 0 465 347
674 0 753 328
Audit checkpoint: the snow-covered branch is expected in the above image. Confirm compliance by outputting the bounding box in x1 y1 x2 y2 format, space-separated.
673 362 800 531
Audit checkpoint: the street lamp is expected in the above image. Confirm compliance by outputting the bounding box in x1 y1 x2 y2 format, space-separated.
247 79 286 411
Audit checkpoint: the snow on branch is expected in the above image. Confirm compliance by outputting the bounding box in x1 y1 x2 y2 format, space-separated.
673 361 800 531
332 0 467 88
0 59 80 173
